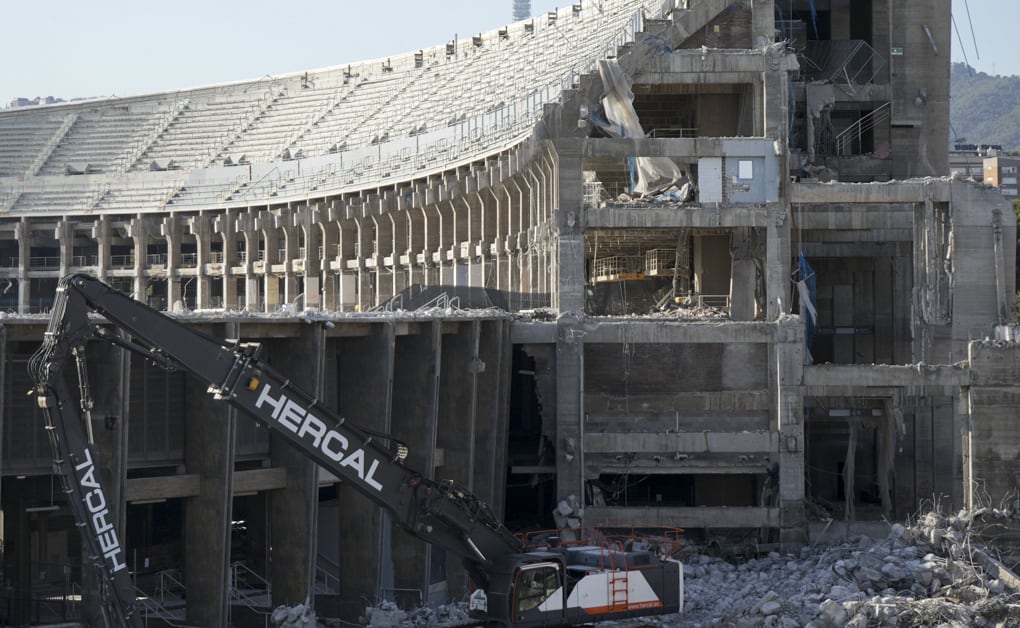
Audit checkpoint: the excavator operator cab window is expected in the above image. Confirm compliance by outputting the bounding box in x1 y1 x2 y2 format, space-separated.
514 563 563 617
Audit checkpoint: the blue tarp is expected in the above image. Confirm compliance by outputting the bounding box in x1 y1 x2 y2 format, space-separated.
798 252 817 360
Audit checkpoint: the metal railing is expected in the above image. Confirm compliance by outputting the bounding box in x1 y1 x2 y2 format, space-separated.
833 102 891 157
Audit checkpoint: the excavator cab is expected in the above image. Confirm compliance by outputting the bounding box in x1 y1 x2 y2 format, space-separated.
512 562 564 618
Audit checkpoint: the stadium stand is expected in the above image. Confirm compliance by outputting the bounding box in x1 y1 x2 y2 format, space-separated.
0 0 653 216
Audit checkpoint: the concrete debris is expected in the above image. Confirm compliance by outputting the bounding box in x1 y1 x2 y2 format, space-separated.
361 600 470 627
354 507 1020 627
271 601 316 627
603 506 1020 627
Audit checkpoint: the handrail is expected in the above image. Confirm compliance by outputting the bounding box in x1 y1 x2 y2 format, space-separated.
156 568 187 605
315 563 340 593
833 102 891 156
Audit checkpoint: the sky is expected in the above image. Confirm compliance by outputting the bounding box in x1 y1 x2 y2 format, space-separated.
949 0 1020 77
1 0 1017 105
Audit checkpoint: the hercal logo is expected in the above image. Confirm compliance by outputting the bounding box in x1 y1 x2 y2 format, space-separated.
255 384 383 490
75 448 127 572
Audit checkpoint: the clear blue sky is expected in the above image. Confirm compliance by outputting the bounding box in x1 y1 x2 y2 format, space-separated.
950 0 1020 77
1 0 1016 105
2 1 563 104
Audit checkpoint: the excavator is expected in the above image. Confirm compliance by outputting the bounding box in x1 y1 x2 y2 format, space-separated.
29 273 683 627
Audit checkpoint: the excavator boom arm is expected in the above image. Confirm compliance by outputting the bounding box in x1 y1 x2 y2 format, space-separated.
30 274 523 624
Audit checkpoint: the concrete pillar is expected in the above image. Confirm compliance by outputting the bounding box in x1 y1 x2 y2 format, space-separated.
436 321 479 598
554 314 584 507
390 322 442 604
215 213 237 309
751 0 776 47
730 227 759 321
334 325 394 616
15 220 28 314
162 215 182 310
354 216 374 310
130 215 149 307
372 214 393 303
182 322 236 626
319 220 338 310
476 320 512 515
56 219 72 277
766 208 792 320
191 214 213 309
81 334 131 626
266 325 323 608
91 218 110 282
554 139 584 313
774 317 806 546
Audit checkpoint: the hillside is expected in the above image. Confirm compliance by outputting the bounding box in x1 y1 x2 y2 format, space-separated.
951 62 1020 151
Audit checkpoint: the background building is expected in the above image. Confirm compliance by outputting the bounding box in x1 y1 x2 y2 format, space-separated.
1 0 1017 625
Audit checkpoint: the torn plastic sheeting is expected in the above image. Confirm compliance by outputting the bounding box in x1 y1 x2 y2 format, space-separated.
597 58 683 196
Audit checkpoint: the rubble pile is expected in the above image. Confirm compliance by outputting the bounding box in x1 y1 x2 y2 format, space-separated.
357 508 1020 627
673 509 1020 628
361 600 470 627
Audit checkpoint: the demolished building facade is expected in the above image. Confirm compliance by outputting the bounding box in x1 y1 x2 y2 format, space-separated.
1 0 1018 624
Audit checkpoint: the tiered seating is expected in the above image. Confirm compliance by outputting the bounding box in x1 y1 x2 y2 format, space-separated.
286 70 415 158
213 85 340 163
165 180 236 208
0 113 65 177
38 106 169 175
92 183 177 212
130 88 278 171
10 188 96 212
1 0 663 212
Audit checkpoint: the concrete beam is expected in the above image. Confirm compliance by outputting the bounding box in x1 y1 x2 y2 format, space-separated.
643 48 788 76
790 179 952 204
586 207 769 228
581 320 775 344
583 137 775 160
793 205 914 231
586 506 779 528
125 474 201 502
233 467 288 494
804 364 970 389
583 431 776 453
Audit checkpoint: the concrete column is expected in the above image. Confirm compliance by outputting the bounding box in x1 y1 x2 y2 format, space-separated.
130 215 148 306
553 139 583 313
182 322 236 626
162 215 182 310
730 227 761 321
388 212 408 297
190 214 212 309
298 206 322 310
91 218 110 282
279 219 300 307
266 325 323 608
751 0 775 47
333 324 394 617
236 212 260 311
436 321 480 598
354 216 374 310
476 320 512 515
554 314 584 507
56 219 72 277
390 322 442 604
774 317 806 546
216 213 237 309
79 334 131 626
15 220 29 314
372 214 393 303
766 208 792 320
262 224 282 311
320 220 338 310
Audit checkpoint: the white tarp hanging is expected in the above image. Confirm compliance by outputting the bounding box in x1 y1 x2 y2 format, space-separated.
597 58 684 196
